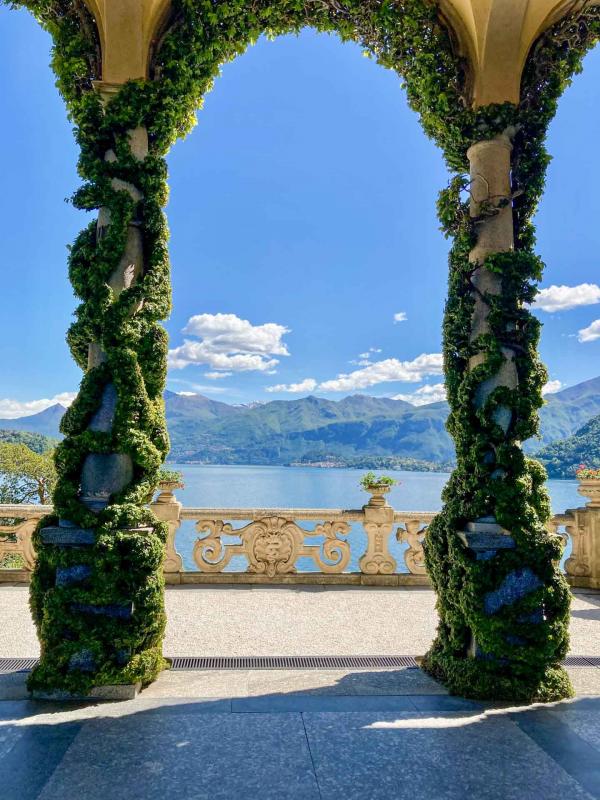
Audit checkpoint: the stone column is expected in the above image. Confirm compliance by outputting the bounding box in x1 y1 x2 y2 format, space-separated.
31 80 169 699
458 132 547 661
424 126 572 699
467 133 517 438
151 489 183 583
359 488 397 578
80 108 148 513
461 133 517 549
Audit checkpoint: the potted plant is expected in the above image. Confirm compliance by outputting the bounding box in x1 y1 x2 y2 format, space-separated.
575 464 600 508
359 472 397 507
156 468 184 504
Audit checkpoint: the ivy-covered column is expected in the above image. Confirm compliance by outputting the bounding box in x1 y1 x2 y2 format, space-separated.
423 119 572 702
28 81 171 698
465 133 518 483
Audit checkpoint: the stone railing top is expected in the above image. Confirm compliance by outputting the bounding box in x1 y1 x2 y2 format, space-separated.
182 507 438 521
182 507 365 522
0 503 578 527
0 504 52 517
549 511 577 524
393 511 437 522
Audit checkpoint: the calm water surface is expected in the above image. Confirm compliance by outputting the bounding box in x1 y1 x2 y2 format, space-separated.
169 464 581 573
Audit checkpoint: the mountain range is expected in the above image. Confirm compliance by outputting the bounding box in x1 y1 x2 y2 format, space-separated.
3 376 600 472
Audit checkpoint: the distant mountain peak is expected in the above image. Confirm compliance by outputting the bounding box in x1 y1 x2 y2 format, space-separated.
4 377 600 466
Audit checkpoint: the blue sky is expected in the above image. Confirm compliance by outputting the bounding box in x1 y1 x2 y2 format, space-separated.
1 6 600 416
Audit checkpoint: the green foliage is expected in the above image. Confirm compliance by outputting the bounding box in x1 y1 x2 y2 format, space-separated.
166 390 459 464
0 553 25 569
4 0 597 699
359 471 396 489
0 442 57 504
0 429 58 454
292 454 453 472
157 467 183 484
537 414 600 479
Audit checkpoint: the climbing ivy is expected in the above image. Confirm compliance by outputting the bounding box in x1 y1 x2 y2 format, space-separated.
5 0 599 698
423 8 600 701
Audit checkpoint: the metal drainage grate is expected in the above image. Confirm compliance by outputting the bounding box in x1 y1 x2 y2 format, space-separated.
168 655 420 670
563 655 600 667
2 655 600 673
0 658 39 673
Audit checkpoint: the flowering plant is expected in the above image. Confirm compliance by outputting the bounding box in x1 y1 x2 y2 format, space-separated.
575 465 600 480
157 468 184 486
359 472 397 490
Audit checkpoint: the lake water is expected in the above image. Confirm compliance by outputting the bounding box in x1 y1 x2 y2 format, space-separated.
169 464 582 573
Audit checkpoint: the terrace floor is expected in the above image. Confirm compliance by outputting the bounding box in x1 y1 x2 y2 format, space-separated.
1 585 600 799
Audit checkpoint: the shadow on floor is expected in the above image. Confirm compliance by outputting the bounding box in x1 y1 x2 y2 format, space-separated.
571 608 600 621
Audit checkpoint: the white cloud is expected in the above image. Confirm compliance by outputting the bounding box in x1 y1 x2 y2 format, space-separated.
168 379 228 395
542 380 564 395
532 283 600 313
0 392 76 419
168 313 290 372
204 371 232 380
266 378 318 394
353 348 382 366
578 319 600 343
319 353 443 392
393 312 408 323
392 383 447 406
358 348 382 359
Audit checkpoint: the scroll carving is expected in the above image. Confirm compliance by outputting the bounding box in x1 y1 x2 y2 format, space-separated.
0 516 39 570
564 520 591 577
397 519 428 575
193 515 350 575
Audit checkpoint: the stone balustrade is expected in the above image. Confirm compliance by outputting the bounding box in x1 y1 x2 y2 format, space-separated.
1 494 598 589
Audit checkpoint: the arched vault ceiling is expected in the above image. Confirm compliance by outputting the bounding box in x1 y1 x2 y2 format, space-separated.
444 0 588 104
82 0 586 105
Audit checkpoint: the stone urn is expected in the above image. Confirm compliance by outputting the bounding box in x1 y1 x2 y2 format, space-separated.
156 479 184 505
364 483 392 508
577 479 600 508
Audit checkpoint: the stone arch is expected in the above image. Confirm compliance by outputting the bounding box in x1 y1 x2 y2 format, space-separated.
10 0 597 703
140 2 471 157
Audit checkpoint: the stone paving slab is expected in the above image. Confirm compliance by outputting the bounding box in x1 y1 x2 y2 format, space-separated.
510 703 600 799
2 585 599 658
139 669 250 699
568 668 600 696
232 694 421 713
244 665 448 696
2 697 599 800
303 708 598 800
37 711 320 800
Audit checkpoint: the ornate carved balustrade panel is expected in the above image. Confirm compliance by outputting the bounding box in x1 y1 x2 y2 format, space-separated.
0 504 49 577
1 503 597 587
549 510 591 580
182 508 362 576
394 513 436 575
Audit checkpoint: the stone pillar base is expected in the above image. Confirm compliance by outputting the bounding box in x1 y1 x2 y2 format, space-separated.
458 518 515 562
459 518 516 660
